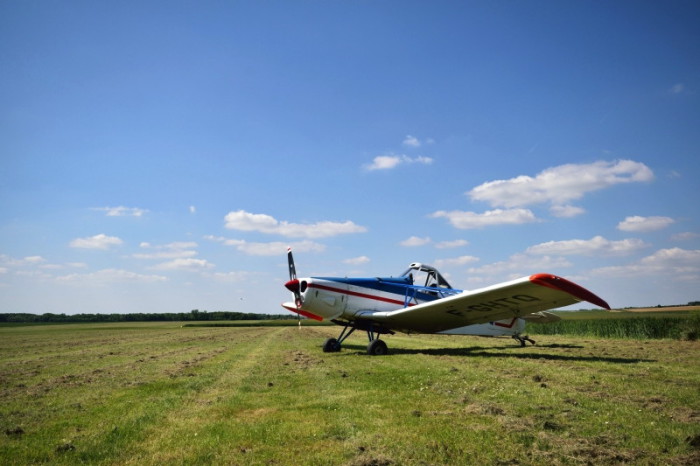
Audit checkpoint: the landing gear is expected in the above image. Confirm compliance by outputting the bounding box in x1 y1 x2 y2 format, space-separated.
367 339 388 356
322 338 341 353
513 334 536 347
323 321 393 355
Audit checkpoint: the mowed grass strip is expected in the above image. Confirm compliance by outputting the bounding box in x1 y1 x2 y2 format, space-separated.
1 323 699 465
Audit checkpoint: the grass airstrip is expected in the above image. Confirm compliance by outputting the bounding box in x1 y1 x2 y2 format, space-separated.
1 315 699 465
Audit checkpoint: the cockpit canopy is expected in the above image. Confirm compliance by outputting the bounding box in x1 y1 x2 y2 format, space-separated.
400 263 453 289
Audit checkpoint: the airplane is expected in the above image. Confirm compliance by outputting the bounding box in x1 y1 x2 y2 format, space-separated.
282 248 611 355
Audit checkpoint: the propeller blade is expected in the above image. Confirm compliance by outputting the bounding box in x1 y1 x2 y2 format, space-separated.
287 247 297 281
286 247 303 313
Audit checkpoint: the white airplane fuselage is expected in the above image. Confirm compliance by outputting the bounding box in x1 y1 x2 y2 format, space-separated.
283 276 527 338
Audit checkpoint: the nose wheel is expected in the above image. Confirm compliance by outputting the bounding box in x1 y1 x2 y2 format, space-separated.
322 338 341 353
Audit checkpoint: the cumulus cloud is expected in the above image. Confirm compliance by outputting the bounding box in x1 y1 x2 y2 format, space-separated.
550 205 586 218
617 216 675 232
593 248 700 280
364 154 434 171
430 208 538 229
134 242 198 260
468 160 654 209
93 206 148 217
672 232 700 241
467 254 573 277
57 268 167 284
400 236 432 247
70 234 123 250
526 236 648 256
224 210 367 238
402 135 421 147
151 258 214 271
207 236 325 256
435 239 469 249
343 256 370 265
0 255 47 267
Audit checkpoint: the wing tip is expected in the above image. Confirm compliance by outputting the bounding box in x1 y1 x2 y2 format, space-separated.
530 274 611 310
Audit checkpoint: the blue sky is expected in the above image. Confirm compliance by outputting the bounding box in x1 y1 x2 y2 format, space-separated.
2 1 699 315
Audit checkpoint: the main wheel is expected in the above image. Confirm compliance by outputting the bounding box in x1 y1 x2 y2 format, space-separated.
367 339 388 356
323 338 341 353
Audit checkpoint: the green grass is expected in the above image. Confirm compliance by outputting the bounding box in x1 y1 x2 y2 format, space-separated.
1 322 699 465
529 310 700 340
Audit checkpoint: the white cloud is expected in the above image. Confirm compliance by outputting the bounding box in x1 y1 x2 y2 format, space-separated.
57 269 167 284
224 210 367 238
402 135 421 147
430 208 538 229
435 239 469 249
134 242 198 260
189 206 196 214
67 262 88 269
207 236 325 256
93 206 148 217
364 154 434 171
467 254 573 277
434 255 480 268
617 216 675 232
70 234 123 250
343 256 370 265
400 236 432 247
468 160 654 209
593 248 700 280
672 232 700 241
0 255 47 267
526 236 648 256
669 83 685 94
151 258 214 271
550 204 586 218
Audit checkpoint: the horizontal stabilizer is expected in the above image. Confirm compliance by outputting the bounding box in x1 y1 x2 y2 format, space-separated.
521 311 561 323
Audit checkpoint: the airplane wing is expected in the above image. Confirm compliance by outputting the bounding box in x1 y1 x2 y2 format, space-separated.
355 273 609 333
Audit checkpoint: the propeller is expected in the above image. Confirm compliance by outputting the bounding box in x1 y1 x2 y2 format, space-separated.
285 247 302 327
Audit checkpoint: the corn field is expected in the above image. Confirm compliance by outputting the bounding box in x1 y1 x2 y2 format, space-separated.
528 313 700 340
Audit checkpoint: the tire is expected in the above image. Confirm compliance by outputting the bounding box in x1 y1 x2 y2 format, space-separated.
323 338 341 353
367 339 388 356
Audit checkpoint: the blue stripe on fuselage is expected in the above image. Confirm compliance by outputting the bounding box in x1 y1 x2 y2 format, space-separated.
317 277 448 303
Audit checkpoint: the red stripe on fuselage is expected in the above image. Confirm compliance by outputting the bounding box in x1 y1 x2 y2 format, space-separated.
309 282 413 307
492 318 518 328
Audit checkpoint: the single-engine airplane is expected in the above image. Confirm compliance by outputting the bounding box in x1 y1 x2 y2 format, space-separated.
282 248 610 355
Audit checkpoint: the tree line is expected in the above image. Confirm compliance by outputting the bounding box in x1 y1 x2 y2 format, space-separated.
0 309 291 323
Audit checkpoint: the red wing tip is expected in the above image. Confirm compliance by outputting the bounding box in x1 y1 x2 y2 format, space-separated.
530 273 611 310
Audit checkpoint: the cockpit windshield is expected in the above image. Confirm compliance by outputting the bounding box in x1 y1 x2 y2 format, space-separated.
400 263 453 289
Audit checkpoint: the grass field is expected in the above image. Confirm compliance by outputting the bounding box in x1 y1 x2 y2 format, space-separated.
1 322 699 465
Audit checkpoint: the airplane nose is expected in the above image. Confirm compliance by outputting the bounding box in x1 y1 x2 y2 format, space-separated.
285 279 300 293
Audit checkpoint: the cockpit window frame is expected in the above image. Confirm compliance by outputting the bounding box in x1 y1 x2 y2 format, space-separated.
400 263 453 289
